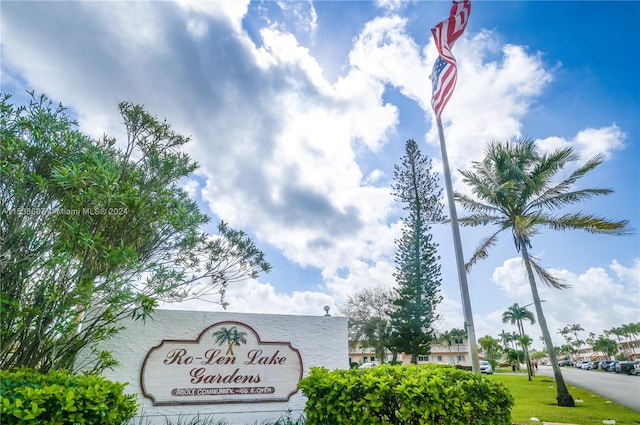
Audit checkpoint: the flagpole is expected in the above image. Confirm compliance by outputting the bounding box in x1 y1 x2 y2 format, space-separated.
435 118 480 374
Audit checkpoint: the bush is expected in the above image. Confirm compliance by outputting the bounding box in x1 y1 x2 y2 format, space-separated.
0 368 137 424
453 365 472 371
298 364 513 425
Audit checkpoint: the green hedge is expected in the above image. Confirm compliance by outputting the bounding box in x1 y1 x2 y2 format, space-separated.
0 369 137 424
298 364 513 425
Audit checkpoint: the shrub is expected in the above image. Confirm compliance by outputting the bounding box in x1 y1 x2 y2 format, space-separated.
453 365 472 371
0 368 137 424
298 364 513 425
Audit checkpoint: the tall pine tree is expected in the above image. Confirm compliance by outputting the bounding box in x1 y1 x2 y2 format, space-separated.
389 139 445 364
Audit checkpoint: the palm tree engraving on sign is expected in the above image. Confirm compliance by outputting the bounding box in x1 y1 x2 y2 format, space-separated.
212 326 248 356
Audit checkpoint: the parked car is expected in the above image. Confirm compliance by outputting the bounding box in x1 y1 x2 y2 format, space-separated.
558 360 573 367
599 360 614 370
591 361 600 370
617 361 639 375
633 362 640 376
479 360 493 374
359 362 376 369
607 361 619 372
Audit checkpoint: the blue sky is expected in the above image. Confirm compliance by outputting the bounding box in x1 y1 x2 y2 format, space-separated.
2 0 638 349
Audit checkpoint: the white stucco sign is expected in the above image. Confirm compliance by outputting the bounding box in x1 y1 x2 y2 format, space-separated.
141 321 303 405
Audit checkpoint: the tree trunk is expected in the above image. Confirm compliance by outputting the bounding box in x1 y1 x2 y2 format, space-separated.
518 321 533 381
521 243 575 407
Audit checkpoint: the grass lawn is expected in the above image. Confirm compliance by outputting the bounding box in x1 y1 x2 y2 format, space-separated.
489 374 640 425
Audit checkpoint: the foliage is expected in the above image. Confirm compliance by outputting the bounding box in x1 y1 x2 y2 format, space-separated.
0 368 137 424
129 411 305 425
298 364 513 424
593 336 619 358
337 285 395 363
388 139 445 363
128 411 306 425
435 328 468 366
0 92 271 372
502 303 535 380
557 323 585 356
478 335 501 366
505 349 525 366
455 139 629 406
606 322 640 357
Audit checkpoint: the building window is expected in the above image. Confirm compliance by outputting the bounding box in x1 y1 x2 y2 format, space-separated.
457 355 465 362
418 355 429 362
371 356 376 361
363 356 368 362
437 355 443 362
454 338 464 345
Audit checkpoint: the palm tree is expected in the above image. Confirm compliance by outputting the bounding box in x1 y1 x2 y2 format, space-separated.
478 335 500 365
448 328 467 364
593 335 618 359
362 317 392 364
620 323 639 355
455 139 629 406
502 303 535 380
498 329 512 351
605 326 624 349
212 326 248 356
437 330 455 365
520 335 533 373
499 330 521 369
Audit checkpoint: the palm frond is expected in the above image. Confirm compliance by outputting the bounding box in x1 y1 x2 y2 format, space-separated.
529 256 570 289
545 213 630 235
454 192 502 215
456 212 504 227
550 153 604 189
465 231 502 271
528 154 611 211
530 147 578 187
528 187 613 212
459 167 499 203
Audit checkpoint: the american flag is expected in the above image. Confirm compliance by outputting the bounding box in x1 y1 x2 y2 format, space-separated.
430 0 471 119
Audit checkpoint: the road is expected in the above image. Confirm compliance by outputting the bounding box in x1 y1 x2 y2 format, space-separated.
536 365 640 412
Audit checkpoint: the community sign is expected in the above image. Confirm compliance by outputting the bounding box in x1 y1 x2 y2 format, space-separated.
140 321 303 405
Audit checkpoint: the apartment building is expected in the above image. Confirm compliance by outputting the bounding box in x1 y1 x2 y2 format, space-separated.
349 337 472 367
573 338 640 361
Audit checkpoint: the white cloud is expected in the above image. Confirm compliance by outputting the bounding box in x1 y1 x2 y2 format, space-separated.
491 256 640 346
349 15 429 108
1 1 635 350
276 1 318 35
492 257 532 300
426 31 554 175
536 125 626 161
162 278 334 316
375 0 407 13
175 0 250 33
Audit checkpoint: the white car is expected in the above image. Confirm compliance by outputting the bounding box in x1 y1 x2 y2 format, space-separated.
479 360 493 374
359 362 376 369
